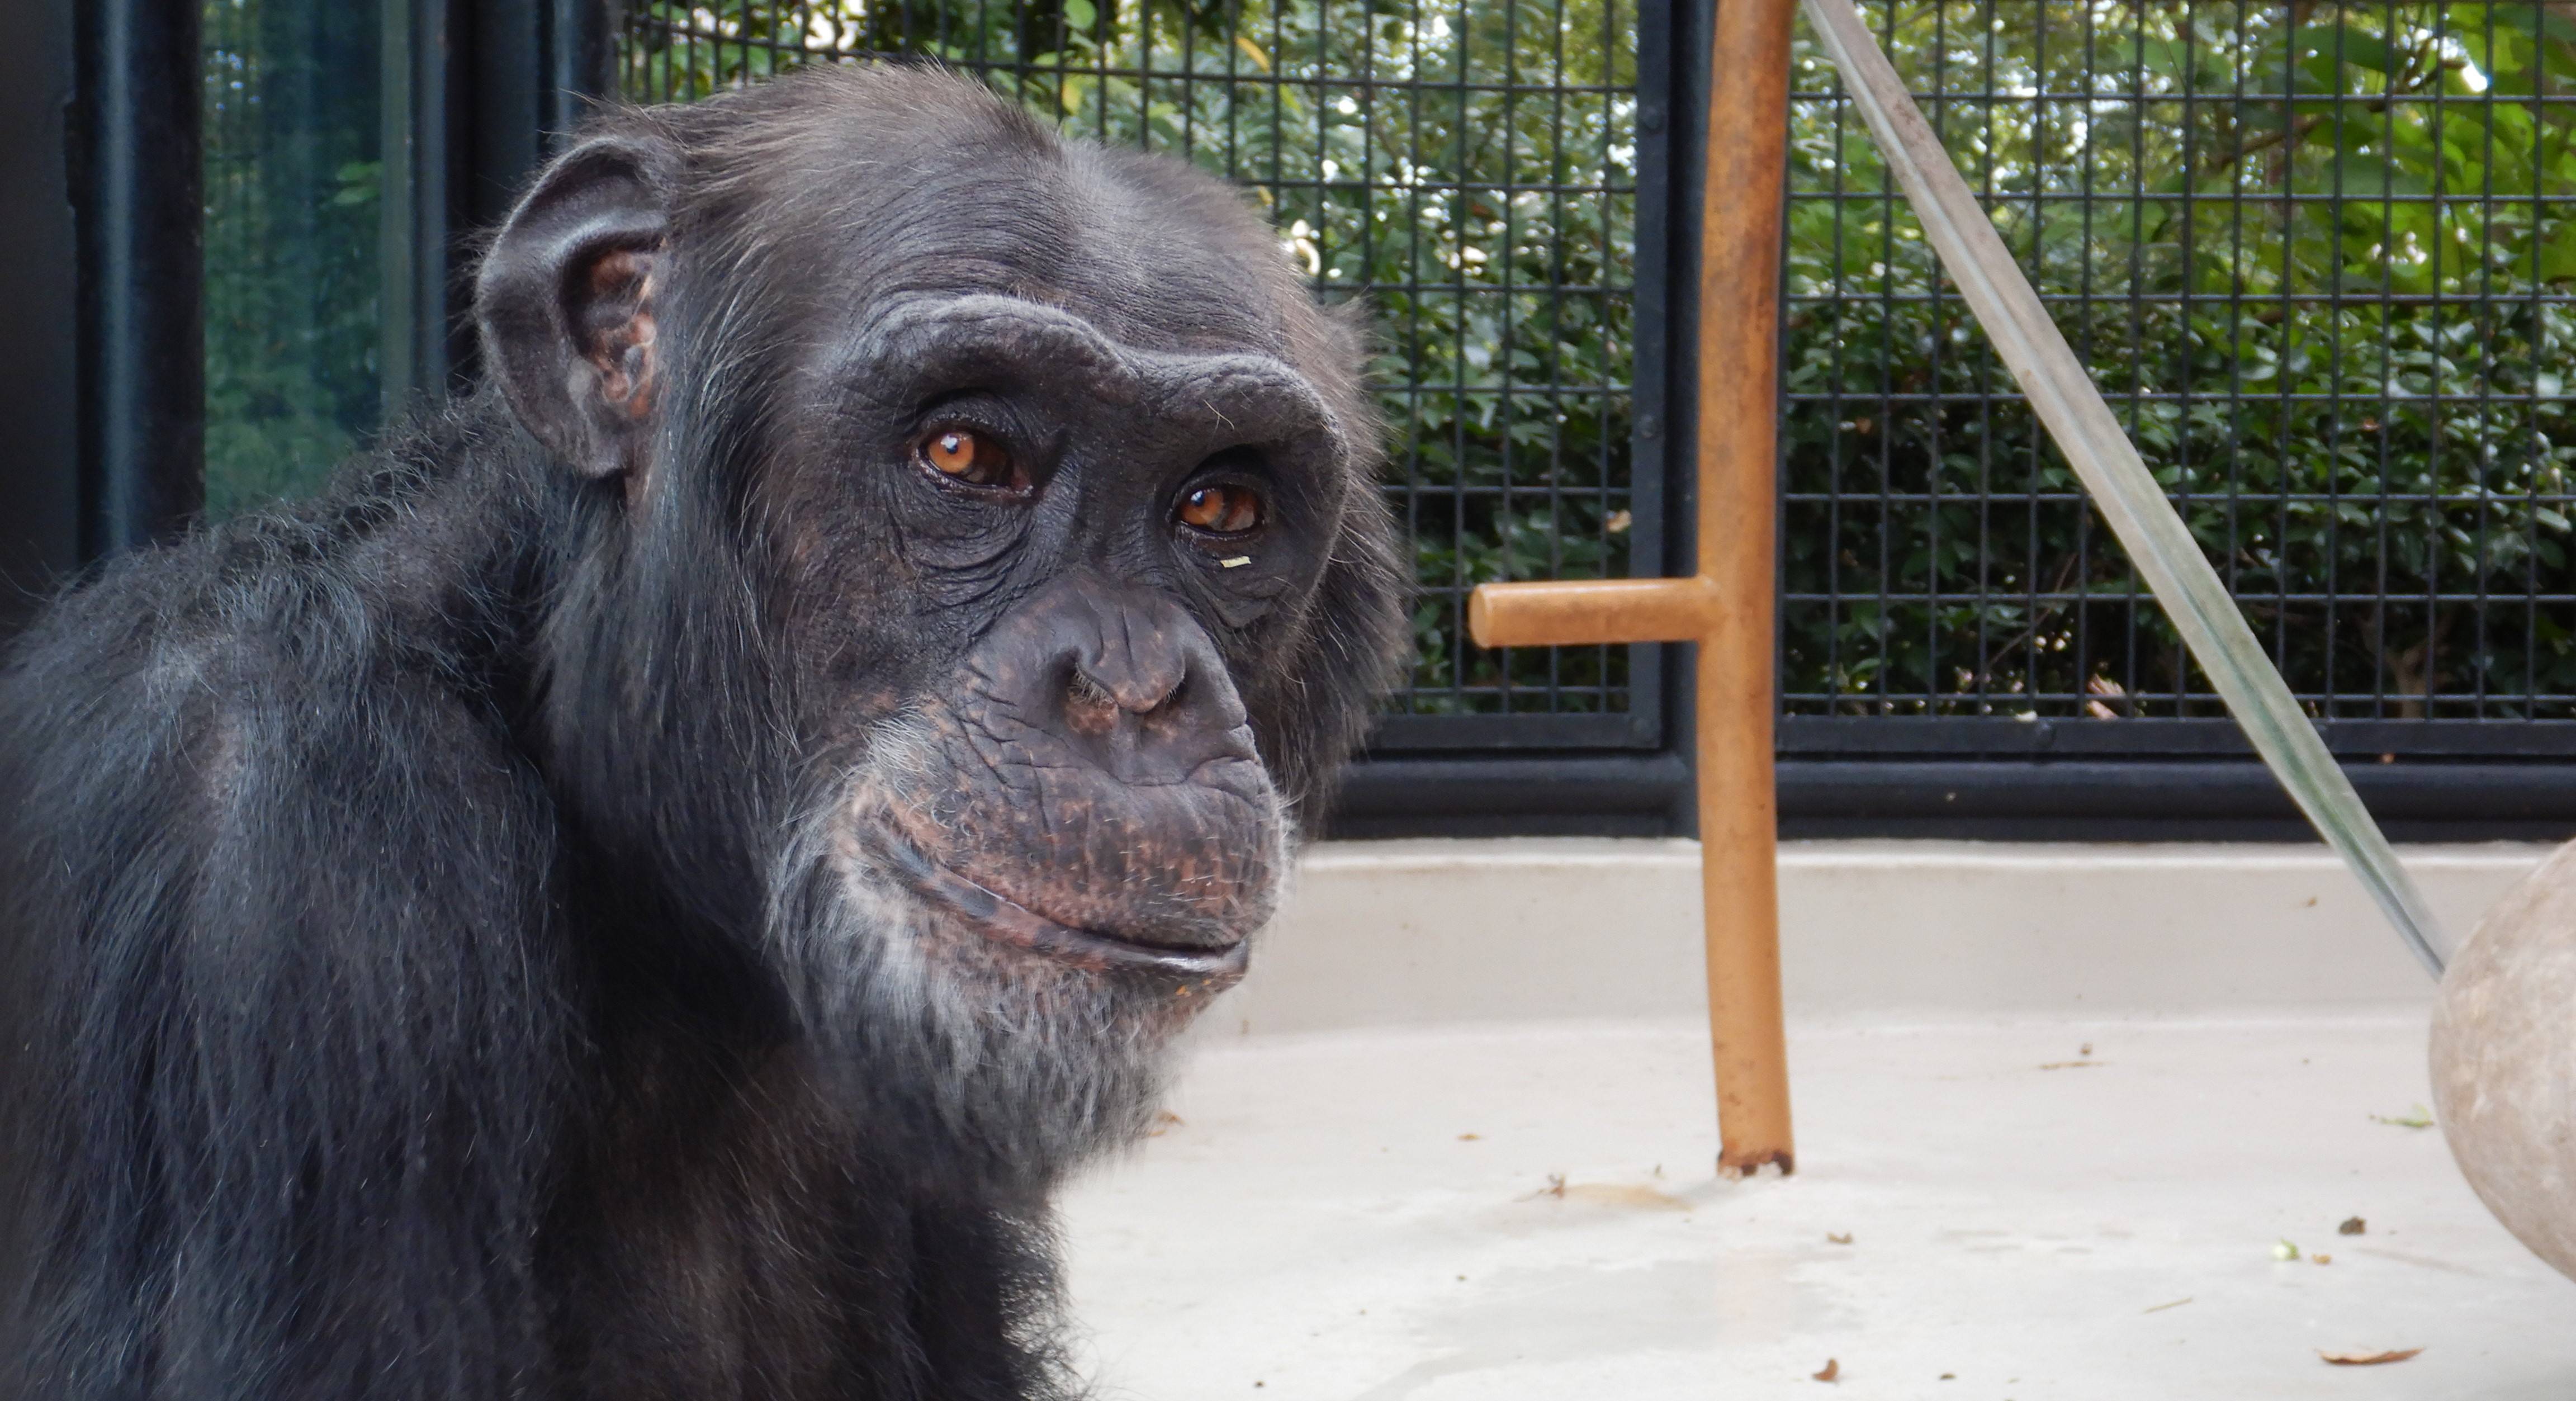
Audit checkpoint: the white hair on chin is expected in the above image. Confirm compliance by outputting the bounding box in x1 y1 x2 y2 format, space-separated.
760 718 1247 1191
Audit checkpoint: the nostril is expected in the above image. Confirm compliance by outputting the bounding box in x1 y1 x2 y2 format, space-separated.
1063 668 1119 737
1072 661 1184 717
1068 668 1115 709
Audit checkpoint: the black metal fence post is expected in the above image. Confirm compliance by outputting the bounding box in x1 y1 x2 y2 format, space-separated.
0 0 84 632
76 0 206 556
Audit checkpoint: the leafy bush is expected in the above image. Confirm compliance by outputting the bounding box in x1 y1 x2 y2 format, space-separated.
1782 1 2576 720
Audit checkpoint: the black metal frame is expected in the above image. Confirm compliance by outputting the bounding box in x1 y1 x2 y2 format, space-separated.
16 0 2569 840
1777 714 2576 841
382 0 619 404
1 0 209 619
76 0 206 556
1338 0 1703 832
0 0 86 634
5 0 615 595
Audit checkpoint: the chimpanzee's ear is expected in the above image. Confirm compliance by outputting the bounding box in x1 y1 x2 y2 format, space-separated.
476 135 681 480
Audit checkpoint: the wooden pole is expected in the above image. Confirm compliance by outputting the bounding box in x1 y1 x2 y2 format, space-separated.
1694 0 1796 1179
1468 0 1797 1177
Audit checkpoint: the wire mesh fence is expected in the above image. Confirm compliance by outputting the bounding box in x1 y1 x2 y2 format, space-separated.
617 0 1647 733
201 0 386 518
1784 0 2576 733
615 0 2576 752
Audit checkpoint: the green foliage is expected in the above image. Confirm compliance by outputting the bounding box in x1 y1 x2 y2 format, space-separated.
201 0 386 520
1784 1 2576 719
623 0 1640 714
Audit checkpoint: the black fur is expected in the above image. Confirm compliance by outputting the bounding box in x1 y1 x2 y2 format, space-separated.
1 66 1406 1400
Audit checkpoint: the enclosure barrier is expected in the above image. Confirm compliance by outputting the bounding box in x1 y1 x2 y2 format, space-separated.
1793 0 2446 976
1476 0 2456 1170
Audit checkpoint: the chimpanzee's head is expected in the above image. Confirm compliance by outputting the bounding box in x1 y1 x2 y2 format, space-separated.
476 66 1405 1183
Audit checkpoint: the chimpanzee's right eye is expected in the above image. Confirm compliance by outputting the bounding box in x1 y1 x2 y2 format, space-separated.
916 426 1021 491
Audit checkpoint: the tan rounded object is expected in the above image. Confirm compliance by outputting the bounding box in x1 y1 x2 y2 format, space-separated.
2430 839 2576 1283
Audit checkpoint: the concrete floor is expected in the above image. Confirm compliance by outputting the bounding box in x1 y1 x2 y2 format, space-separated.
1060 1014 2575 1400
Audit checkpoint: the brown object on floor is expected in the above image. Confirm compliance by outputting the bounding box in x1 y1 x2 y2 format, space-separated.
2430 839 2576 1283
2318 1348 2423 1366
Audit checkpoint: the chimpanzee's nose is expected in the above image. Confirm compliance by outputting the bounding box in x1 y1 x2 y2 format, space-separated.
988 574 1258 787
1071 626 1185 717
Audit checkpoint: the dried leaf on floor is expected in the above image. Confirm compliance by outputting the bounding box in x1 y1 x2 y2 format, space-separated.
1522 1172 1688 1209
2338 1216 2366 1235
1457 1132 1481 1141
2319 1347 2423 1366
2371 1105 2435 1130
1559 1181 1690 1211
1827 1232 1853 1245
1812 1358 1840 1383
2313 1253 2333 1265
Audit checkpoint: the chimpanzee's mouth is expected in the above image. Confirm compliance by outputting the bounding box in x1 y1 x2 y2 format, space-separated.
878 831 1252 979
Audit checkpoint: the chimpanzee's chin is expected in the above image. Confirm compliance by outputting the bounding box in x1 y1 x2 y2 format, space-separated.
763 803 1218 1181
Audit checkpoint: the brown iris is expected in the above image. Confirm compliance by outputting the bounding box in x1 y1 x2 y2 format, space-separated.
918 427 1015 489
1176 483 1262 536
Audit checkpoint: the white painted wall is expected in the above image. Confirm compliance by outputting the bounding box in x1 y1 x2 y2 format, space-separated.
1217 839 2558 1034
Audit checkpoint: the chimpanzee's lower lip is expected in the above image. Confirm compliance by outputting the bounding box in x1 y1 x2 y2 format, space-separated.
878 832 1251 979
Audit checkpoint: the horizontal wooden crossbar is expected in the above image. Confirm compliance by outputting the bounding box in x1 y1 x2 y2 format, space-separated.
1467 576 1722 648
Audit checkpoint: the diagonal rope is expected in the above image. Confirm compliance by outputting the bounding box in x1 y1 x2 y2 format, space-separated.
1797 0 2450 978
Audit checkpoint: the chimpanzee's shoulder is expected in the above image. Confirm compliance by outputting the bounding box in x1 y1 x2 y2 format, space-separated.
7 518 410 725
0 433 543 872
10 406 535 711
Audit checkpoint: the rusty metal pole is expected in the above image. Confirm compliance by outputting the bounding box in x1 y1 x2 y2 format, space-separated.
1696 0 1796 1177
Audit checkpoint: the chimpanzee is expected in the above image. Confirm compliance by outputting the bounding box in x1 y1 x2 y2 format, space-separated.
0 64 1406 1399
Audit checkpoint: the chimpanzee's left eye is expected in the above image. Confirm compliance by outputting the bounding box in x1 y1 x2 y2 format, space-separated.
916 426 1020 490
1175 482 1264 537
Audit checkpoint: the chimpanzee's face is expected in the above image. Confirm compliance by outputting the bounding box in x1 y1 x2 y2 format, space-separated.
777 289 1353 985
477 68 1402 1177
